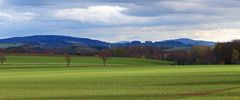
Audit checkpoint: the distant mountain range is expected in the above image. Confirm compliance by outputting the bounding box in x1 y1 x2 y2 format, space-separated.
113 38 215 48
0 35 215 49
171 38 216 46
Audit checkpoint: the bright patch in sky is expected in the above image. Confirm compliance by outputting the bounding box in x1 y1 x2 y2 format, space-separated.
54 6 153 25
0 0 4 4
0 11 34 22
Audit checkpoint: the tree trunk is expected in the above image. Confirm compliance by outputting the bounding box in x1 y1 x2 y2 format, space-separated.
103 60 106 66
67 61 70 66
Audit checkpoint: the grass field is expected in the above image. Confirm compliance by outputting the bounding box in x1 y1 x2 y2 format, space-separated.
0 55 240 100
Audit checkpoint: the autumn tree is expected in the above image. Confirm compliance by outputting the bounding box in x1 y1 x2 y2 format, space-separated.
110 48 128 57
214 41 240 64
98 50 111 66
191 46 215 64
231 49 240 64
167 50 193 65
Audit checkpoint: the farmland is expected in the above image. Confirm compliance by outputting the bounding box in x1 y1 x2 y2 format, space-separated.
0 55 240 100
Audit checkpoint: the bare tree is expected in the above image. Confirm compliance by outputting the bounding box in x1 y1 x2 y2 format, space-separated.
0 53 6 65
64 53 71 67
98 50 111 66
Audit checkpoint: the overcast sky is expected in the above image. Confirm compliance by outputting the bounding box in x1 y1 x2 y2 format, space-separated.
0 0 240 42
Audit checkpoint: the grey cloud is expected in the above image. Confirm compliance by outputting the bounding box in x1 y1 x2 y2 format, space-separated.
5 0 163 6
0 0 240 42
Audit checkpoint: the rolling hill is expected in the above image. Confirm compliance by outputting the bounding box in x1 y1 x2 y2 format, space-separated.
0 35 110 49
0 35 215 49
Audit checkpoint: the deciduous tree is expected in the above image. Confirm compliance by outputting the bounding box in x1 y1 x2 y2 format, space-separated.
64 53 71 67
0 53 6 65
231 49 240 64
98 50 111 66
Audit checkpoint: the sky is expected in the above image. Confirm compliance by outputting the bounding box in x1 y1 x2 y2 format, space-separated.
0 0 240 42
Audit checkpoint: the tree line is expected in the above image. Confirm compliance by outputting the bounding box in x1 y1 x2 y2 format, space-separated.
1 40 240 66
102 40 240 65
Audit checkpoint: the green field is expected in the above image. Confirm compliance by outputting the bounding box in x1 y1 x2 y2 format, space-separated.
0 55 240 100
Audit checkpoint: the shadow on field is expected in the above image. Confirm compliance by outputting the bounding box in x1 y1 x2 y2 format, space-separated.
4 87 240 100
5 94 184 100
182 87 240 96
0 64 124 70
156 80 240 86
0 65 98 69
